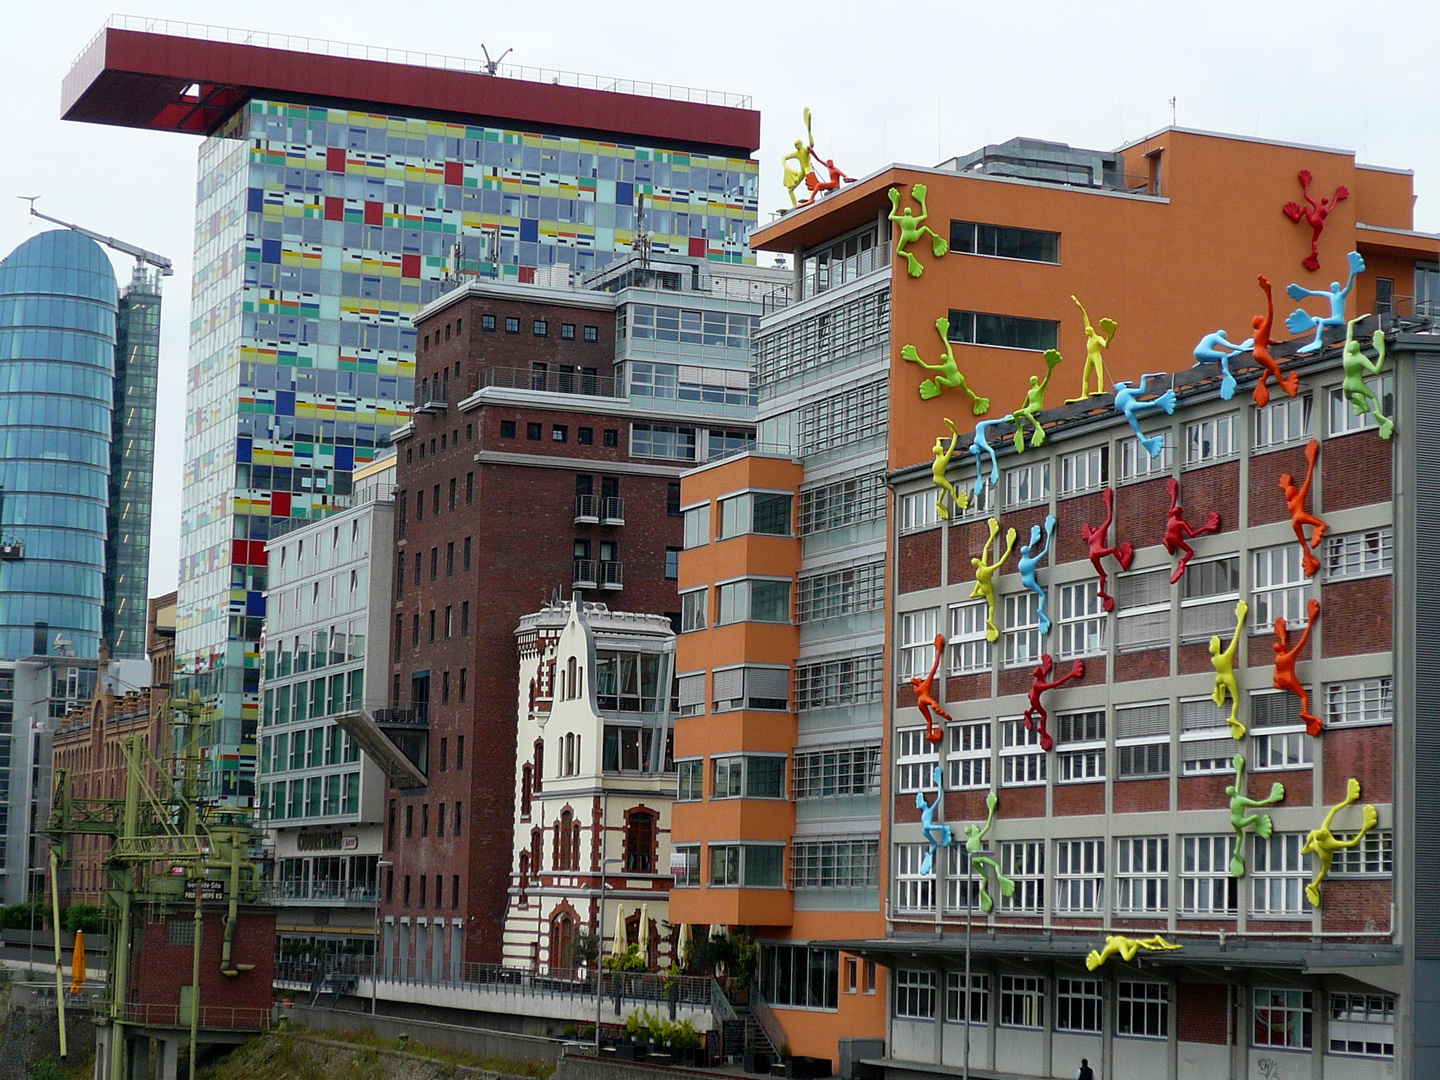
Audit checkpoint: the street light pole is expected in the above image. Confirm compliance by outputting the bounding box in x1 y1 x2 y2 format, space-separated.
372 859 393 1015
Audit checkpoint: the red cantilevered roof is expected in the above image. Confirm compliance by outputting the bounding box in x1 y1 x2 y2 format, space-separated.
61 21 761 154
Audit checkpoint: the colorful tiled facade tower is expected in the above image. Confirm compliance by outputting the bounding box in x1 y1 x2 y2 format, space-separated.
60 18 760 802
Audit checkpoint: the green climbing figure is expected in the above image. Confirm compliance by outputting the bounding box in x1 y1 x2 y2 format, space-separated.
960 790 1014 914
888 183 948 278
1226 753 1285 878
1341 314 1394 439
901 316 990 412
1009 348 1065 452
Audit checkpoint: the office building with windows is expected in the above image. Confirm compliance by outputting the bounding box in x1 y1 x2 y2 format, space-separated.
60 16 761 803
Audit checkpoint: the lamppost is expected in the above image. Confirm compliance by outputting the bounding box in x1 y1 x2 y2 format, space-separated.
593 856 622 1055
372 859 393 1015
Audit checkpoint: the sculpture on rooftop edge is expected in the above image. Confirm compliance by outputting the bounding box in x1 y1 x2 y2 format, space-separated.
805 150 855 203
968 418 1009 504
960 790 1014 914
1193 329 1253 401
1341 314 1394 439
1252 274 1300 407
888 184 948 277
1273 599 1322 736
1303 778 1378 906
932 418 967 520
1286 250 1365 353
1113 373 1178 459
1085 935 1183 971
1009 348 1065 452
903 316 991 412
1280 438 1327 577
1226 752 1285 878
780 108 818 209
1164 477 1221 585
1065 296 1117 401
971 518 1018 643
1018 515 1058 634
1210 599 1249 740
917 765 952 875
911 633 952 745
1080 487 1134 613
1282 169 1349 273
1023 654 1085 752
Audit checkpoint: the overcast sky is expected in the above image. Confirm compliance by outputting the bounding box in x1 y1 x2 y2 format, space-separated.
1 0 1436 595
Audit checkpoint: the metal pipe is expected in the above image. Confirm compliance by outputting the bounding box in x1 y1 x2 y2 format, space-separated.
49 849 67 1058
189 868 202 1080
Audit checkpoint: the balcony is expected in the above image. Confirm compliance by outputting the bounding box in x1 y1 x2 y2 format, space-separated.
412 391 448 414
601 496 625 525
600 560 623 590
573 559 599 589
261 880 378 905
574 494 599 524
482 366 621 398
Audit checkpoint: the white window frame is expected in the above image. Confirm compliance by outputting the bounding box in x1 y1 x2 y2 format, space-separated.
1002 591 1041 669
1115 568 1172 652
944 843 987 913
1004 460 1050 508
1330 830 1393 877
998 975 1045 1029
1251 833 1312 916
999 840 1045 913
717 577 792 626
1180 835 1237 916
711 754 788 800
1056 580 1106 659
1179 556 1240 644
708 842 786 888
792 743 882 799
1056 708 1106 784
999 718 1046 787
894 969 937 1019
672 844 701 888
1115 836 1170 914
1184 414 1239 467
945 972 990 1024
1254 395 1312 449
1328 992 1395 1058
1251 725 1313 772
1253 988 1313 1049
1328 374 1393 437
899 489 940 533
1325 527 1393 579
895 728 941 794
947 720 992 790
1252 545 1311 631
1118 431 1174 481
676 758 703 801
948 600 992 675
1116 981 1169 1039
894 844 936 913
680 588 708 633
682 502 710 548
1054 838 1105 914
1324 677 1393 727
1114 701 1171 781
1059 445 1108 496
899 609 941 680
1055 977 1103 1034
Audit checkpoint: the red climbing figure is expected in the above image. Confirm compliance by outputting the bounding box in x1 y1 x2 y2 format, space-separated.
1163 477 1221 584
910 633 952 744
1273 599 1322 735
1283 169 1349 273
1280 439 1327 577
1024 654 1086 751
805 154 855 203
1252 274 1300 407
1080 487 1134 612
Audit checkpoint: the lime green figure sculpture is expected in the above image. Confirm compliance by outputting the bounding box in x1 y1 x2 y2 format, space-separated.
888 184 948 278
1226 753 1285 878
1210 599 1249 739
1085 935 1183 971
1302 778 1379 906
902 317 991 412
1009 348 1064 452
1341 314 1394 439
781 108 817 209
932 418 967 520
1065 296 1118 402
960 790 1014 914
971 518 1018 642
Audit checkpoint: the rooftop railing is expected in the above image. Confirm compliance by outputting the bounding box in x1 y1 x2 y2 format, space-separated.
481 366 621 398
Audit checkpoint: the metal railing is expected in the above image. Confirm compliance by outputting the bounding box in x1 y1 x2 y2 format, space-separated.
600 561 624 589
573 559 599 588
601 497 625 524
121 1002 272 1031
575 494 600 522
374 704 428 725
482 366 621 398
261 881 378 903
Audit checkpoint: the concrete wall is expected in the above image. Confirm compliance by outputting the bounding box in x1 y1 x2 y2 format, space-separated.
287 1002 565 1065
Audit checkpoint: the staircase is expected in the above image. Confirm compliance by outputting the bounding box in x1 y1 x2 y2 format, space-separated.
736 1003 780 1060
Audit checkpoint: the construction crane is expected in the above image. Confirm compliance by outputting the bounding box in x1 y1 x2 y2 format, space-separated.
21 198 172 276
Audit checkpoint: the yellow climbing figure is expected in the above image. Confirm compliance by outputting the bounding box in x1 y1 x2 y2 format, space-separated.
931 418 967 520
1302 778 1379 907
781 108 817 209
1086 935 1183 971
1066 296 1118 401
1210 599 1249 739
971 518 1017 643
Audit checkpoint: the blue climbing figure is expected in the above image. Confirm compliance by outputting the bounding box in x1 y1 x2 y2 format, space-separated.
1113 373 1178 459
1017 515 1057 635
1286 250 1365 353
1193 330 1253 401
916 765 951 876
969 417 1008 504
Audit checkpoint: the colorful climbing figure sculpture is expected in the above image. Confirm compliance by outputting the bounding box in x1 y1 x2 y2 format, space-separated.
1286 250 1365 353
805 152 854 202
1080 487 1134 612
1226 753 1285 877
917 765 952 875
1086 935 1183 971
1018 516 1057 634
1210 600 1249 740
911 633 952 745
1282 169 1349 273
1164 477 1221 584
971 518 1018 643
1280 438 1327 577
1302 778 1378 906
968 418 1009 504
1341 315 1394 439
902 317 990 411
932 418 966 520
1113 373 1178 458
1193 329 1253 401
1023 654 1085 752
781 111 818 210
960 791 1014 914
1273 599 1322 736
888 184 948 277
1066 296 1117 401
1009 348 1064 452
1252 274 1300 407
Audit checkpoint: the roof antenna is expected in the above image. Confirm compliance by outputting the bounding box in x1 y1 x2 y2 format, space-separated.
17 196 39 214
480 45 513 76
1169 97 1177 127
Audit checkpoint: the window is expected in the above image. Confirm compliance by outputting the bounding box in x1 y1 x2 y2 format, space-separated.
999 840 1044 912
793 650 884 710
791 838 880 890
500 419 516 438
945 973 989 1024
460 602 470 635
676 671 705 718
895 728 941 793
1254 989 1312 1049
760 945 841 1010
894 844 935 912
709 843 784 887
631 423 697 461
1115 568 1171 651
505 317 519 333
1117 982 1168 1038
719 491 792 537
672 845 700 887
1326 527 1393 578
526 422 542 440
1057 581 1106 659
898 489 940 532
1325 677 1392 727
1329 374 1393 436
1059 445 1107 495
947 309 1058 352
1252 546 1311 630
533 319 548 336
1251 693 1312 770
1004 460 1050 508
1329 993 1395 1057
1180 556 1240 643
577 426 593 445
1055 839 1104 913
463 537 472 570
1331 830 1393 877
894 970 937 1020
1056 978 1102 1033
1000 719 1045 787
1002 592 1041 668
795 377 888 454
603 428 618 446
1252 833 1312 915
899 609 940 679
561 323 575 340
1119 432 1174 481
947 721 992 790
664 548 681 580
676 759 703 801
999 975 1044 1029
1115 837 1169 913
797 561 885 624
1181 835 1237 915
1254 395 1312 448
1184 414 1239 465
1056 711 1106 783
948 601 992 674
944 844 987 912
680 589 707 633
1115 702 1171 779
584 325 599 343
793 743 882 798
712 755 786 799
481 314 496 331
799 472 885 535
711 665 790 712
950 220 1059 263
717 579 791 624
682 503 710 548
552 424 567 443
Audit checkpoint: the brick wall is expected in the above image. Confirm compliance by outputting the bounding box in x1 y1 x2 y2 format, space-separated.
1323 726 1392 803
897 529 941 593
1248 444 1312 527
129 907 276 1013
1322 430 1393 512
1053 782 1103 816
1320 879 1393 933
1002 785 1046 818
1178 983 1228 1044
1321 575 1392 657
1113 647 1169 682
1114 476 1170 545
1179 774 1231 812
1114 778 1169 814
1177 459 1239 536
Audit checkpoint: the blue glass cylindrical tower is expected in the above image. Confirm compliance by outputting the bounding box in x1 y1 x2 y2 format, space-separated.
0 230 116 659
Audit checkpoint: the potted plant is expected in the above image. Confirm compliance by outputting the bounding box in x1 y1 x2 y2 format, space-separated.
744 1038 770 1075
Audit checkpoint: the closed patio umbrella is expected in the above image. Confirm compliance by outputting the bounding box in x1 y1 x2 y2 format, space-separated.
70 931 86 994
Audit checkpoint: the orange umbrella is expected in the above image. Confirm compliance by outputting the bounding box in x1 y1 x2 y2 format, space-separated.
70 931 86 994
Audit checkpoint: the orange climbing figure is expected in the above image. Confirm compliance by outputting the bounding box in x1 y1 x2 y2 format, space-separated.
1273 599 1322 736
805 152 854 202
1251 275 1300 407
1280 438 1327 577
911 633 952 744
